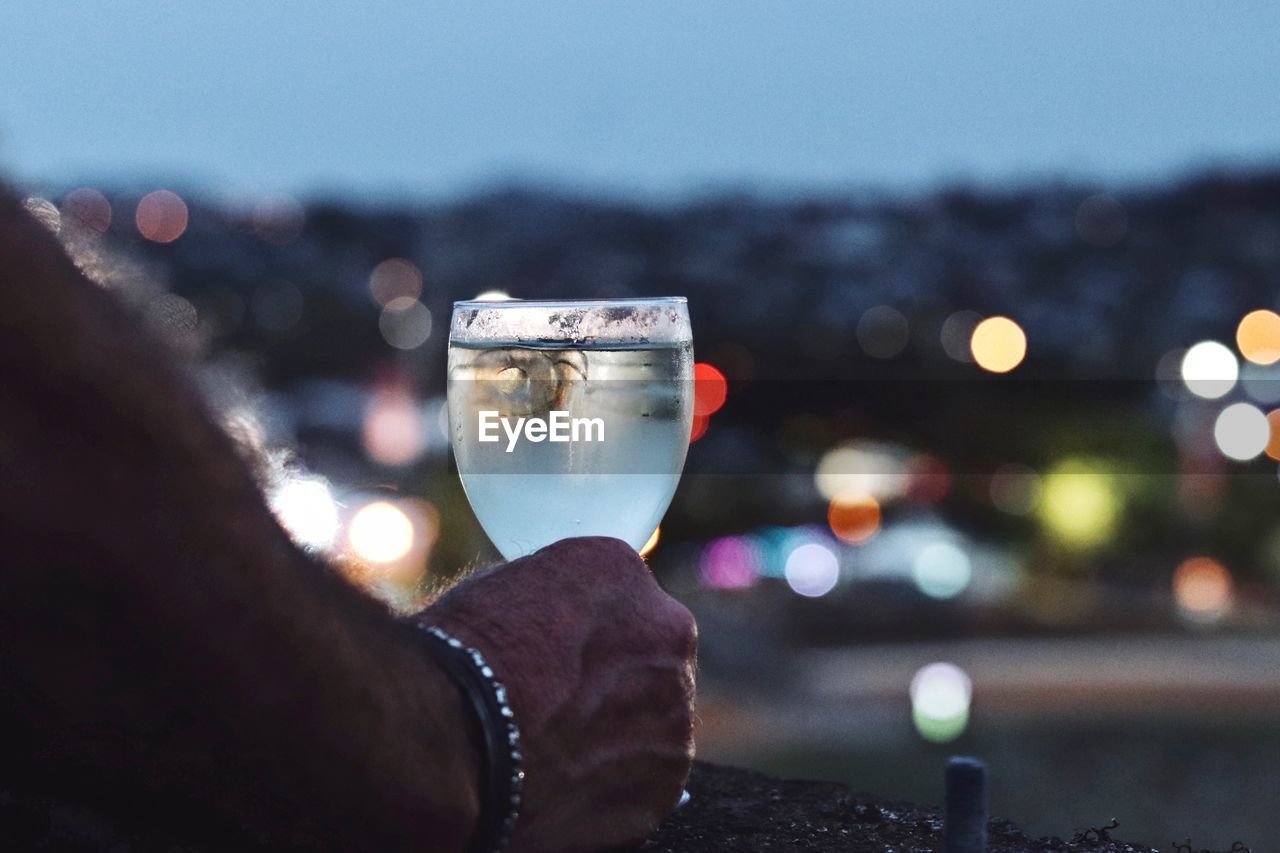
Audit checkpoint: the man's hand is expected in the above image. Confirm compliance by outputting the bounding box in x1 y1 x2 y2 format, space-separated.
425 537 697 853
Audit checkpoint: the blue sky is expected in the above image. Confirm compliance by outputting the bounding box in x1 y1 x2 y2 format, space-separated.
3 2 1278 200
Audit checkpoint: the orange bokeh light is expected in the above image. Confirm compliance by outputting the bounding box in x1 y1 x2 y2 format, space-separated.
639 526 661 557
347 501 415 564
970 316 1027 374
1173 556 1233 622
827 491 881 544
693 362 728 416
369 258 423 307
1236 309 1280 365
135 190 188 243
1266 409 1280 461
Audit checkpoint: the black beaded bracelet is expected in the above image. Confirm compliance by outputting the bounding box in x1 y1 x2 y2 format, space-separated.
408 623 524 853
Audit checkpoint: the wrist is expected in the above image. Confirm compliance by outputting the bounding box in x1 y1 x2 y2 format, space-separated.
407 621 524 853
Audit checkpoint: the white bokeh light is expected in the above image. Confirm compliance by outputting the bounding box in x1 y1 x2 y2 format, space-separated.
379 298 433 350
1180 341 1238 400
910 662 972 743
270 478 341 550
348 501 415 563
814 442 908 501
784 542 840 597
1213 402 1271 461
911 541 972 599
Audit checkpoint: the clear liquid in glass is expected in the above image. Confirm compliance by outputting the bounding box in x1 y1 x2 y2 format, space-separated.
448 341 693 560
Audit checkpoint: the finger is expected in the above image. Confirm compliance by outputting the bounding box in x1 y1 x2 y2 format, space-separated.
528 536 650 587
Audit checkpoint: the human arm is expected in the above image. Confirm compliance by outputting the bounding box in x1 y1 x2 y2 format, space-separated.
0 187 695 851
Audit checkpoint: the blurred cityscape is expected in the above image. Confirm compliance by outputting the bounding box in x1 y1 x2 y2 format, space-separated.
23 170 1280 847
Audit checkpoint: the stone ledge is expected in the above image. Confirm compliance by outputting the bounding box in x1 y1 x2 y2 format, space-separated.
644 762 1159 853
0 761 1167 851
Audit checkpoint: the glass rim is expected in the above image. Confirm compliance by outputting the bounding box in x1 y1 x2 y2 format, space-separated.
452 296 687 309
450 296 690 345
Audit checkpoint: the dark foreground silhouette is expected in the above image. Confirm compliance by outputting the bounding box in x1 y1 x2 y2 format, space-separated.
0 187 694 852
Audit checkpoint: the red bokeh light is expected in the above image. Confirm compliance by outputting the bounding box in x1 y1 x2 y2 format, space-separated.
694 362 727 417
906 454 952 504
135 190 189 243
690 413 711 442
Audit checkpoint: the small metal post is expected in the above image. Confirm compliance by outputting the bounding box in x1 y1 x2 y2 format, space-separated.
944 756 988 853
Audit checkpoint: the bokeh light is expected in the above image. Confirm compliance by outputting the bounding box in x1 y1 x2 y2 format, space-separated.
144 293 199 337
639 526 661 557
690 413 711 442
814 442 908 502
784 541 840 597
369 258 423 306
1038 460 1120 550
1265 409 1280 461
754 526 826 579
1181 341 1238 400
135 190 189 243
1173 556 1233 625
970 316 1027 373
62 187 112 233
270 478 341 551
940 310 981 362
910 662 972 743
362 387 425 466
473 289 513 301
693 362 728 416
989 463 1042 516
347 501 415 564
1213 402 1270 461
1154 348 1188 400
700 536 760 589
251 194 305 244
905 454 951 504
856 305 909 359
1236 309 1280 365
827 491 881 544
340 498 441 602
911 541 972 600
379 297 433 350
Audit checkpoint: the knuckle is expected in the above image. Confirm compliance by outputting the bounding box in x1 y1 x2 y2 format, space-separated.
664 692 696 743
659 597 697 655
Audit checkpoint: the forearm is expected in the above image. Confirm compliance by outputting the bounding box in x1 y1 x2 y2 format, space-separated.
0 188 480 850
0 532 481 849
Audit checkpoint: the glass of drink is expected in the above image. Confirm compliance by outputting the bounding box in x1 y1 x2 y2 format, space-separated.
447 297 694 560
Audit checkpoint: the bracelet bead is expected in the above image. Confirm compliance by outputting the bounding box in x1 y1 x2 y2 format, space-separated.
410 624 523 853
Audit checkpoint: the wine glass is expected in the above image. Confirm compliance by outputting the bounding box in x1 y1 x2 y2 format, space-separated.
447 297 694 560
447 297 696 809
